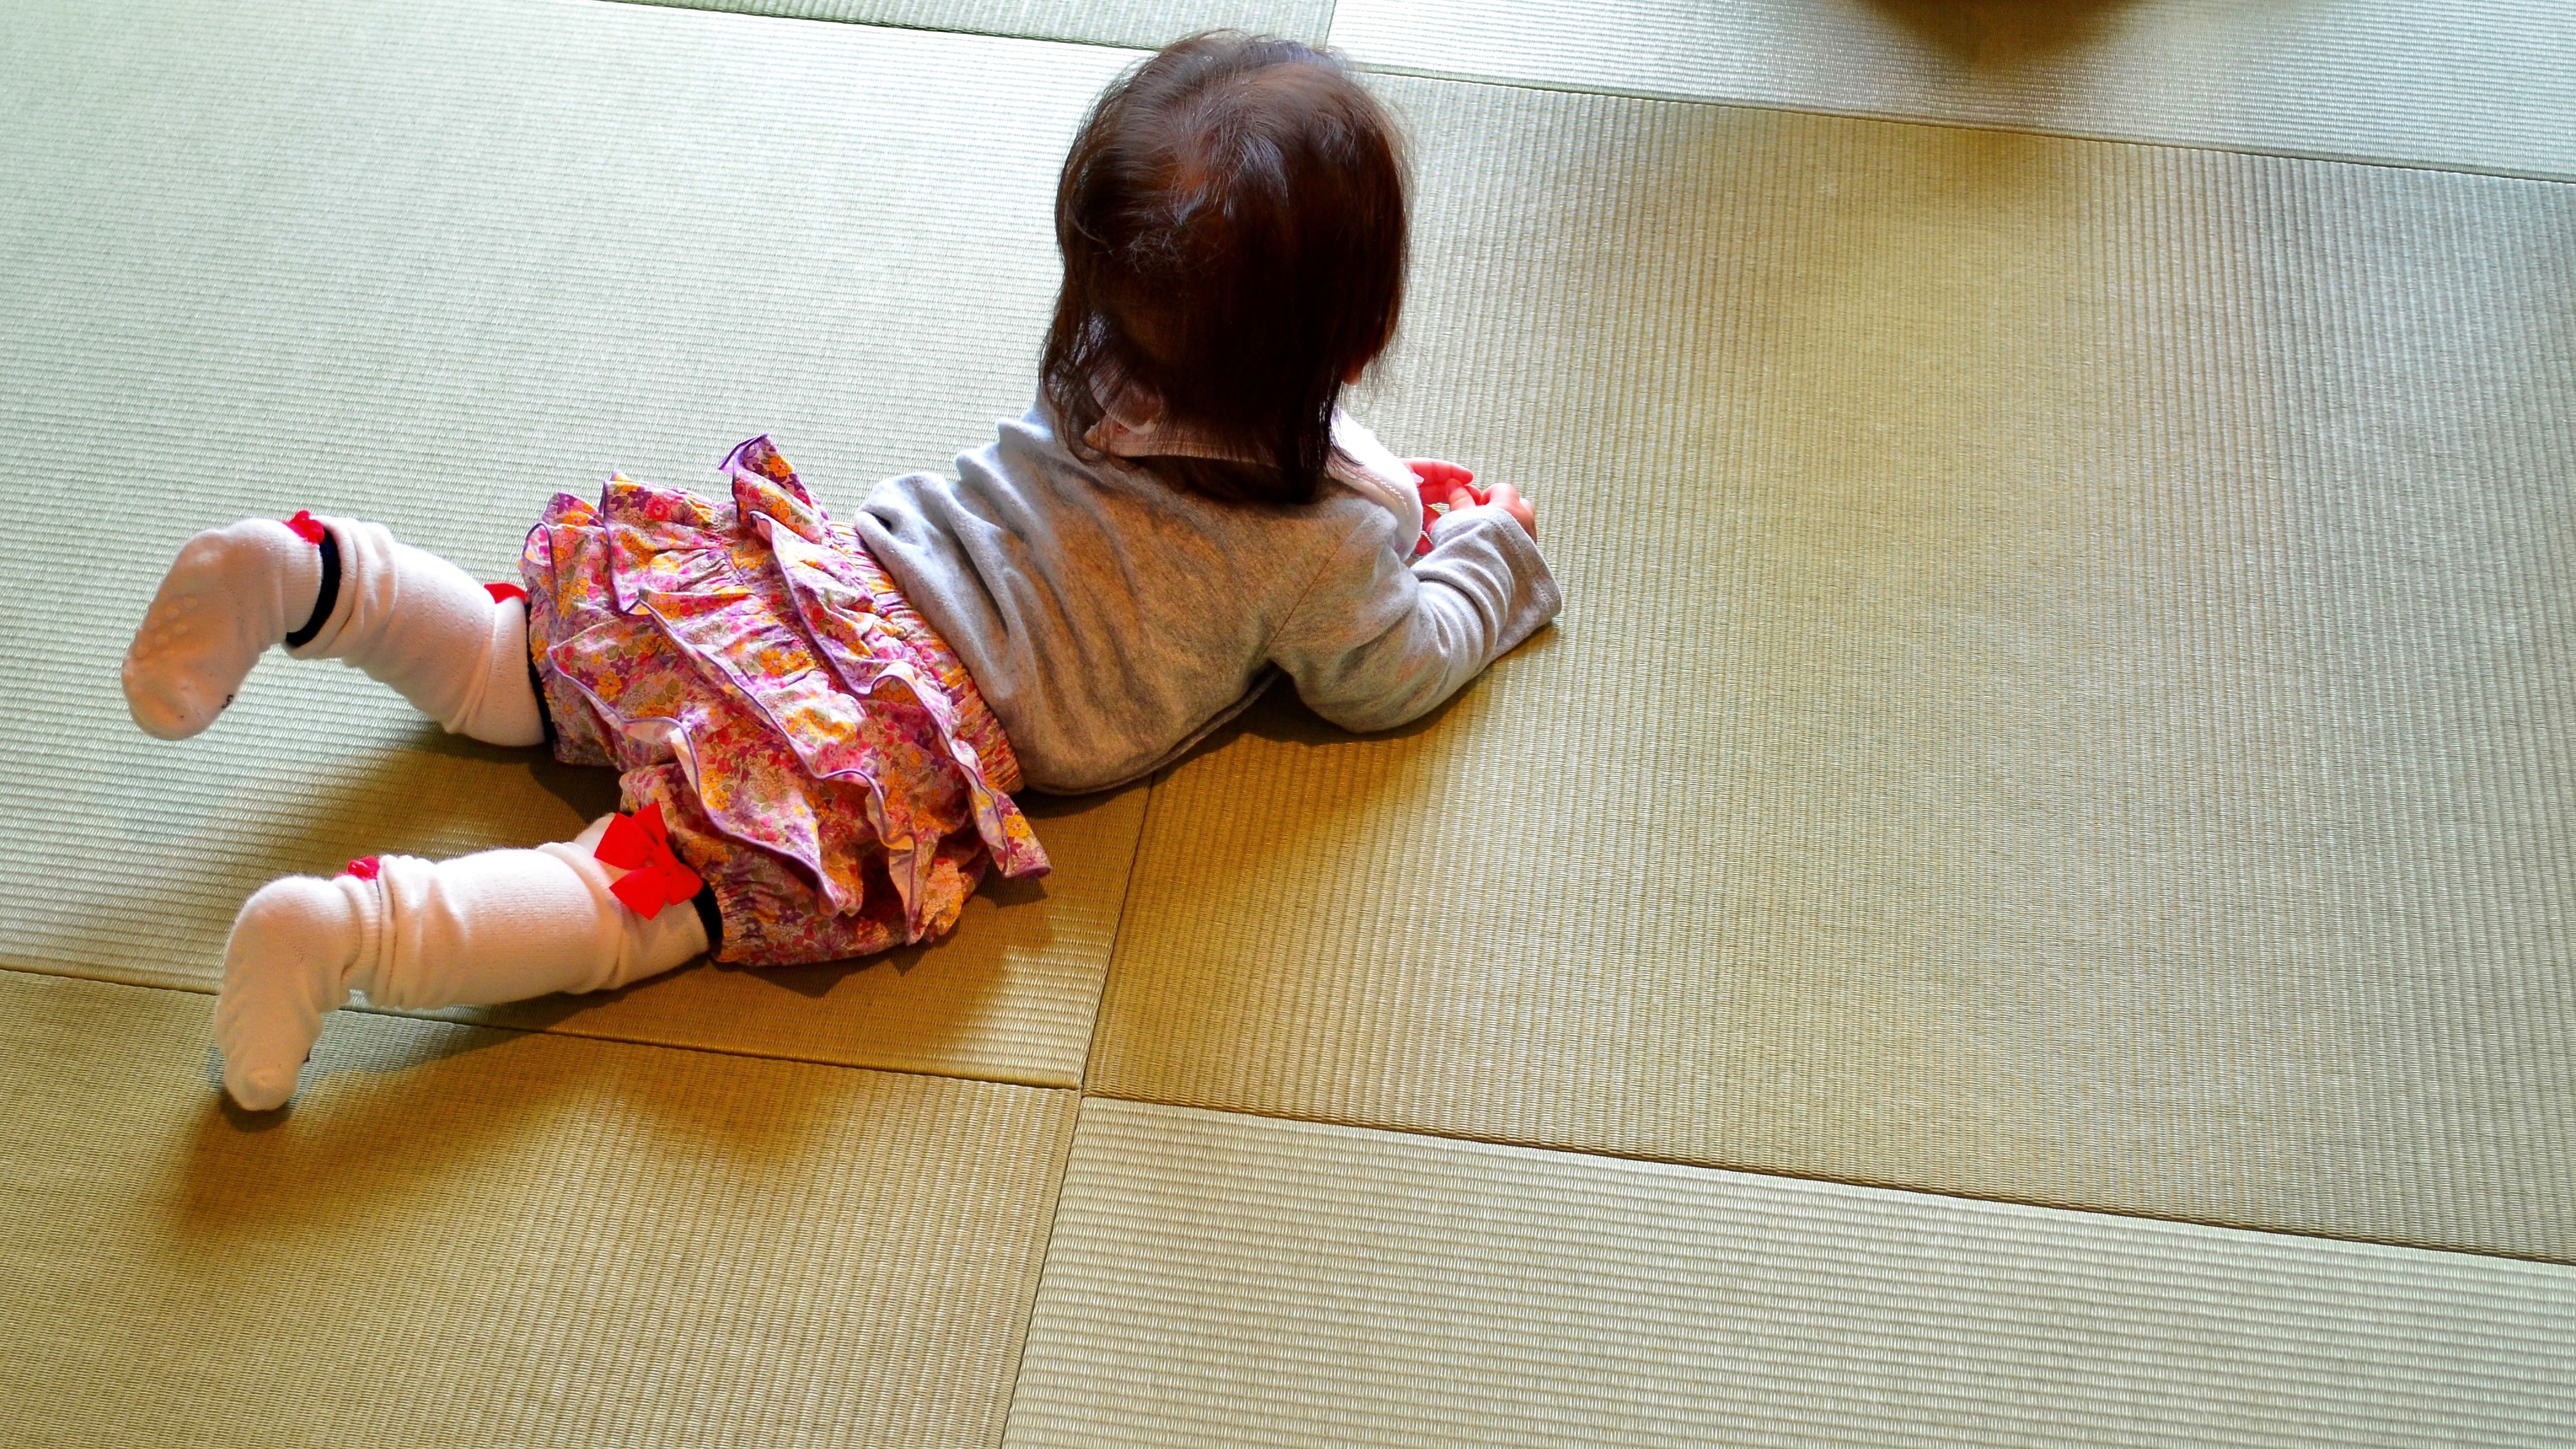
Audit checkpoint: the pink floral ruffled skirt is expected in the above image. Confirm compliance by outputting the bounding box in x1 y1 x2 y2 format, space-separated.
521 436 1047 966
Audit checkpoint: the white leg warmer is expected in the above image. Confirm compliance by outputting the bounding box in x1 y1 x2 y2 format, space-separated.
122 518 323 740
215 816 709 1110
291 516 546 748
122 514 545 746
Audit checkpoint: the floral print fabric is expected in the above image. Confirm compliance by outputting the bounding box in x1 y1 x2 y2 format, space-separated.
521 436 1047 966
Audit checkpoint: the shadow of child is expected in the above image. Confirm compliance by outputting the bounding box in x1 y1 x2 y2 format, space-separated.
177 1001 882 1241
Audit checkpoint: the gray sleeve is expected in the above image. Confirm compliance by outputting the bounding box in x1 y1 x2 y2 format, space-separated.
1269 501 1564 733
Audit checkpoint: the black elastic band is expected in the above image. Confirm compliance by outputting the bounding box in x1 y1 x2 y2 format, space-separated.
691 886 725 958
527 651 557 750
282 526 339 650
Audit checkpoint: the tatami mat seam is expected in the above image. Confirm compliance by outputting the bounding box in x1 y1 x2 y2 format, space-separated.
568 0 2575 195
990 1086 1089 1449
549 0 2576 194
994 1107 1090 1447
1344 61 2576 187
360 998 1097 1092
1075 776 1164 1095
0 965 208 1004
1014 768 1158 1437
0 954 200 992
586 0 1155 53
0 962 1092 1094
1077 1087 2576 1268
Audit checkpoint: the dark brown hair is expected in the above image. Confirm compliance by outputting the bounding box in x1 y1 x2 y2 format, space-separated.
1041 32 1409 506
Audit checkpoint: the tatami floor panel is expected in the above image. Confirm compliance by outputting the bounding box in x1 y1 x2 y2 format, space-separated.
1004 1099 2576 1448
0 0 1143 1086
1331 0 2576 182
607 0 1325 48
1092 78 2576 1257
8 0 2570 1439
0 969 1077 1448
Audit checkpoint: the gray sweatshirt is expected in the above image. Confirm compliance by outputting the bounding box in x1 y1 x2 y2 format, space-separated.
854 399 1562 794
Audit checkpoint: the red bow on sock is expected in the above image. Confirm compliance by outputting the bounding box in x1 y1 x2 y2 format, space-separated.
284 510 328 544
595 803 703 918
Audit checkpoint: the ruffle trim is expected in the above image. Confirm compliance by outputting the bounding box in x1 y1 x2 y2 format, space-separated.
526 437 1046 946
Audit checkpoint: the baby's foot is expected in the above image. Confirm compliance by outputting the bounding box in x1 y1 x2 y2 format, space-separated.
215 875 365 1110
122 518 321 740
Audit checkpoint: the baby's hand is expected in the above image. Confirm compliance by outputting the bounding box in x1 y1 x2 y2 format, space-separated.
1404 458 1536 544
1408 458 1479 509
1482 483 1537 542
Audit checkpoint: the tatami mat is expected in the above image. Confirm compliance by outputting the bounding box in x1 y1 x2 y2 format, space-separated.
610 0 1325 48
9 0 2572 1437
1092 78 2576 1257
1006 1100 2576 1448
1331 0 2576 181
0 969 1076 1448
0 0 1143 1084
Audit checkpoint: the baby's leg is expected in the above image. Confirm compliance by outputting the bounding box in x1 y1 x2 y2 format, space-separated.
216 815 707 1110
123 513 543 746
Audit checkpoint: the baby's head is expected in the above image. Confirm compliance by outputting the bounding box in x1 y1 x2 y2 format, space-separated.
1043 32 1409 505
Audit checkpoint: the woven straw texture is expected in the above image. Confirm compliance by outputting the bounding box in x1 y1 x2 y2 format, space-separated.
1331 0 2576 181
1006 1100 2576 1448
1089 77 2576 1258
3 0 2569 1441
0 0 1143 1087
0 969 1076 1449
